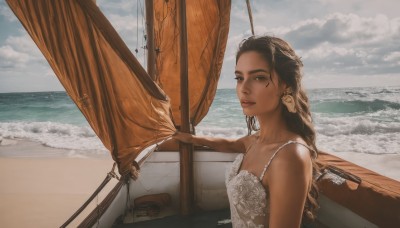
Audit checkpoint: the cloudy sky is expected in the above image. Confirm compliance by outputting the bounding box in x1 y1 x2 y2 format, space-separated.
0 0 399 93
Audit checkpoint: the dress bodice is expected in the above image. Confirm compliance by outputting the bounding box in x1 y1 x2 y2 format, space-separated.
225 141 314 228
226 153 269 228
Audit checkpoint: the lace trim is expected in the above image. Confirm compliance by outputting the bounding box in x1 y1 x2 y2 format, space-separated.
225 140 314 228
226 154 269 228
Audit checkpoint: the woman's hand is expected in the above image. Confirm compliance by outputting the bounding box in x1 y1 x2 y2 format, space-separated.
172 131 194 144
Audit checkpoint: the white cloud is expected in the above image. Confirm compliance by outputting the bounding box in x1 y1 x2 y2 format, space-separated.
0 34 44 69
107 14 139 33
383 51 400 62
6 34 41 54
0 45 29 66
225 12 400 77
1 0 400 92
97 0 137 14
0 3 16 22
95 0 147 58
316 0 400 18
281 13 397 49
275 13 400 76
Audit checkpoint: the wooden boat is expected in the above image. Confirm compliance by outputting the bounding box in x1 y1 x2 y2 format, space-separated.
6 0 400 227
73 146 399 228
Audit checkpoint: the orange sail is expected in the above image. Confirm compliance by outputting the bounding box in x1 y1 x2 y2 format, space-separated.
6 0 175 175
153 0 231 126
6 0 231 175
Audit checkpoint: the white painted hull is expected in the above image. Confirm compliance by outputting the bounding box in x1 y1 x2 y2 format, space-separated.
86 150 381 228
130 151 235 211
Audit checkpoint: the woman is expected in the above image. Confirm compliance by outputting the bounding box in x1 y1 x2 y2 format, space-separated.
173 35 319 227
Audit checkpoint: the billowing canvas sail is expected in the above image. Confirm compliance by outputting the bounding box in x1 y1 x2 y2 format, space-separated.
153 0 231 126
6 0 231 175
6 0 176 175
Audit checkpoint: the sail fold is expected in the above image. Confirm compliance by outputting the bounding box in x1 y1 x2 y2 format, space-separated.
6 0 232 174
6 0 176 175
153 0 231 126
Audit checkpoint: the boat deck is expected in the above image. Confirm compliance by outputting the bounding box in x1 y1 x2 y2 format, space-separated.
113 208 232 228
111 208 328 228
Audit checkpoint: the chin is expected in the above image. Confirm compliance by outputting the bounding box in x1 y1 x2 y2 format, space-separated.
242 110 256 116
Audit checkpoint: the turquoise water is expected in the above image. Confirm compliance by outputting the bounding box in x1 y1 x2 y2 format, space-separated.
0 86 399 156
0 91 84 125
199 87 400 155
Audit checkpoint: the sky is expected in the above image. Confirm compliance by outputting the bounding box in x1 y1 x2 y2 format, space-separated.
0 0 400 93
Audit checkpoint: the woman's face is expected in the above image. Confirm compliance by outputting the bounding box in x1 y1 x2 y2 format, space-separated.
235 51 284 117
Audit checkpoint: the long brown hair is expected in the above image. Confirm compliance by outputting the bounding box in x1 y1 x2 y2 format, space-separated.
236 35 319 222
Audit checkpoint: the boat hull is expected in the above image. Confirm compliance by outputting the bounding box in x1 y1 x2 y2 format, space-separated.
77 150 400 227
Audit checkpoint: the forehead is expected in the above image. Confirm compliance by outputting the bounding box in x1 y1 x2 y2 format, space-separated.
235 51 270 72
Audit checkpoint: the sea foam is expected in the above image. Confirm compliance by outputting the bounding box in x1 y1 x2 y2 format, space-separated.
0 121 107 152
1 87 399 157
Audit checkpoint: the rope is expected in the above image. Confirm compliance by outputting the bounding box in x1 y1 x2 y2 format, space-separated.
60 163 120 228
135 0 139 54
78 180 125 228
96 194 100 228
139 0 146 66
246 0 255 35
63 139 161 227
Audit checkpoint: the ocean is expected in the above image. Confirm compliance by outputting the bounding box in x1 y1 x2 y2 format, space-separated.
0 86 399 157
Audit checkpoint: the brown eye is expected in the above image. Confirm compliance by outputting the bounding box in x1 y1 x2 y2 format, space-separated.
234 76 244 81
254 76 267 81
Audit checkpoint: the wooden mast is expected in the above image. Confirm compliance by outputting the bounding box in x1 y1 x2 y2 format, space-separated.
246 0 255 35
178 0 194 215
145 0 156 80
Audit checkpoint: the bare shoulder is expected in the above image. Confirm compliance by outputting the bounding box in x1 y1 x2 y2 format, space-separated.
276 141 313 165
266 141 314 227
266 141 313 181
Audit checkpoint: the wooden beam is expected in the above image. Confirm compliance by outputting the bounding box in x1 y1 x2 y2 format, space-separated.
178 0 194 215
246 0 255 35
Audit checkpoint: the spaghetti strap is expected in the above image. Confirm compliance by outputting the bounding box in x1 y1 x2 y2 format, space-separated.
259 140 314 180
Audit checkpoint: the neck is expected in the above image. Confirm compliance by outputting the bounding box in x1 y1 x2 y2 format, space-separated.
255 110 291 144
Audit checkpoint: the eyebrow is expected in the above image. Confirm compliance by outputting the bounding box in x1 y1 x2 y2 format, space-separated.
234 69 270 75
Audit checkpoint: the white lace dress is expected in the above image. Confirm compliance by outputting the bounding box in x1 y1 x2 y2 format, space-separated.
225 141 313 228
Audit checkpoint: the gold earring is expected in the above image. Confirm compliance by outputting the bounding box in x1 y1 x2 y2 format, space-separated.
281 89 297 113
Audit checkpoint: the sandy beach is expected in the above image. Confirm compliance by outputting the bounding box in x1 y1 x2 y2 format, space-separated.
1 138 399 228
0 139 118 228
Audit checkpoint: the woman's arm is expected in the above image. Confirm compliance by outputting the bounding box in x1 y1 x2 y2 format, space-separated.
172 132 247 153
266 144 313 228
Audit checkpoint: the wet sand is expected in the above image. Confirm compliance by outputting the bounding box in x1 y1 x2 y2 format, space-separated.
0 139 118 228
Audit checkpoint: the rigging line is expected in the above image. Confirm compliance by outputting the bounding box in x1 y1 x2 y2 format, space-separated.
139 0 146 66
60 163 119 227
246 0 255 35
155 0 170 67
139 0 145 27
96 194 100 228
136 0 139 54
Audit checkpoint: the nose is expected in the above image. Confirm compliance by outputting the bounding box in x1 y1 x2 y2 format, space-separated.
238 78 251 94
